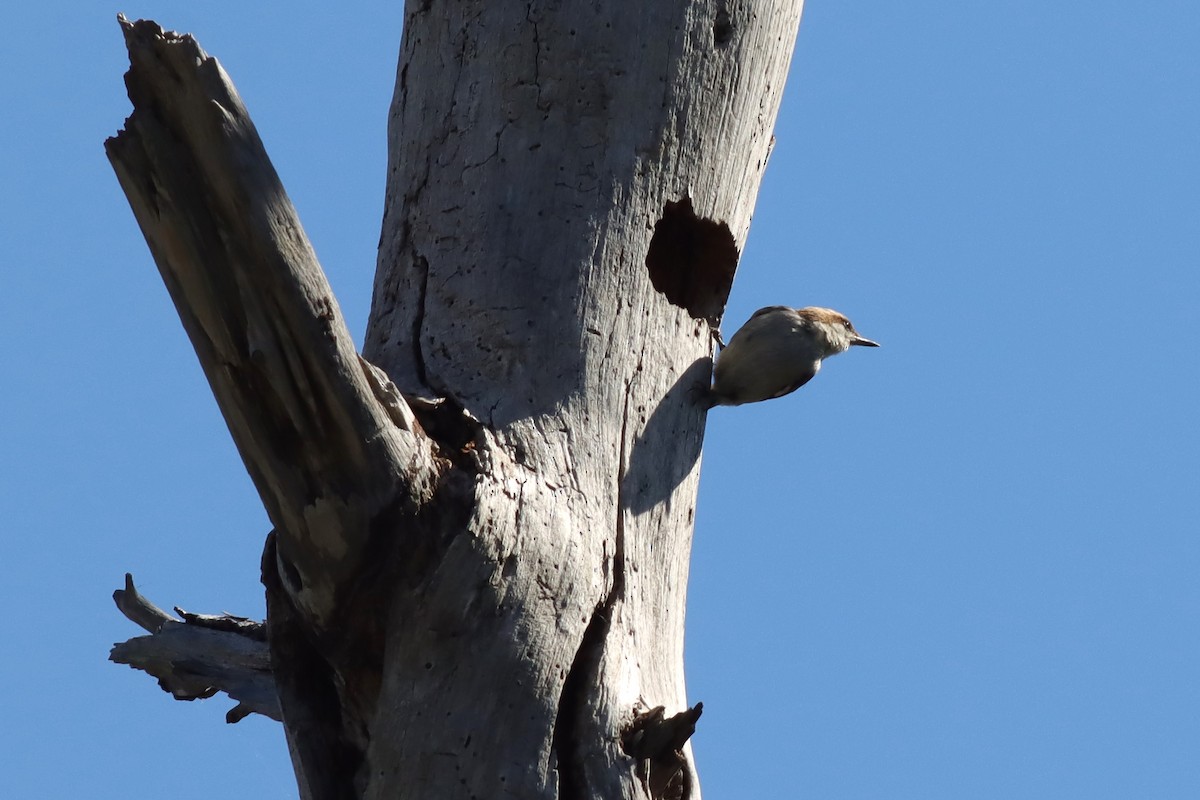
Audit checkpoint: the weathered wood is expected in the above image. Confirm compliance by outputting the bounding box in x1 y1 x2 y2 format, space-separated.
108 0 805 795
110 574 279 723
112 570 176 633
358 1 805 797
105 15 439 636
624 704 706 800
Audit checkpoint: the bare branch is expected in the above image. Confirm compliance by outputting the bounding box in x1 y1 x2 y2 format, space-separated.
104 16 440 630
109 574 280 723
113 572 178 633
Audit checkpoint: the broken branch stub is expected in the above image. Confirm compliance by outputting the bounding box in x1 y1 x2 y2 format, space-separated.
105 16 439 633
110 574 279 723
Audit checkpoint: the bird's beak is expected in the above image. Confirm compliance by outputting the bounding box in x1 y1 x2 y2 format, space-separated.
850 335 880 348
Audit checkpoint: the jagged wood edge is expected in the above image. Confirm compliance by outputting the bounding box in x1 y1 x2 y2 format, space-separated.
103 16 448 769
111 573 280 723
103 14 439 636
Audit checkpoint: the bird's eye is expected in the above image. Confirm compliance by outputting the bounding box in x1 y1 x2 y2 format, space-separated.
842 320 853 330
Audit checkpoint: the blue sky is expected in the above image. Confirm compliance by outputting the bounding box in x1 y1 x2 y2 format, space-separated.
3 1 1198 797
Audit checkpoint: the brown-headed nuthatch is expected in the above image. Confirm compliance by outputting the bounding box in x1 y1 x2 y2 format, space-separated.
706 306 879 408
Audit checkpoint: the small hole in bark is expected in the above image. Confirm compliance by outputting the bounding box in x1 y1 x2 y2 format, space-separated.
646 196 737 320
713 10 734 46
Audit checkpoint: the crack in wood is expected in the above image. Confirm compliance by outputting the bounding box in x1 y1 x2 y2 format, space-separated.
549 382 634 799
410 253 432 391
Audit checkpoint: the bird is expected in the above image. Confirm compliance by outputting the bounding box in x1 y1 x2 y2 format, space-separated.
705 306 879 408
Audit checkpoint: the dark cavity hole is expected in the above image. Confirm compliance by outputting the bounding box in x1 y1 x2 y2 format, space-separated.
645 196 737 321
713 10 734 46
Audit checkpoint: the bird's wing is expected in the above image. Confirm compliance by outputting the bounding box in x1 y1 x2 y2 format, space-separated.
770 372 814 399
748 305 793 320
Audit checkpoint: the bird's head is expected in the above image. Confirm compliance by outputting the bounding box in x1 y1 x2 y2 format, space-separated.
795 306 880 357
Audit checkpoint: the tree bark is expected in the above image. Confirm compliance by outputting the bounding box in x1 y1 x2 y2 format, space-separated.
108 0 803 796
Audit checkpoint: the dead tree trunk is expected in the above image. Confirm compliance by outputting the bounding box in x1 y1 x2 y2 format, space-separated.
107 0 803 796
